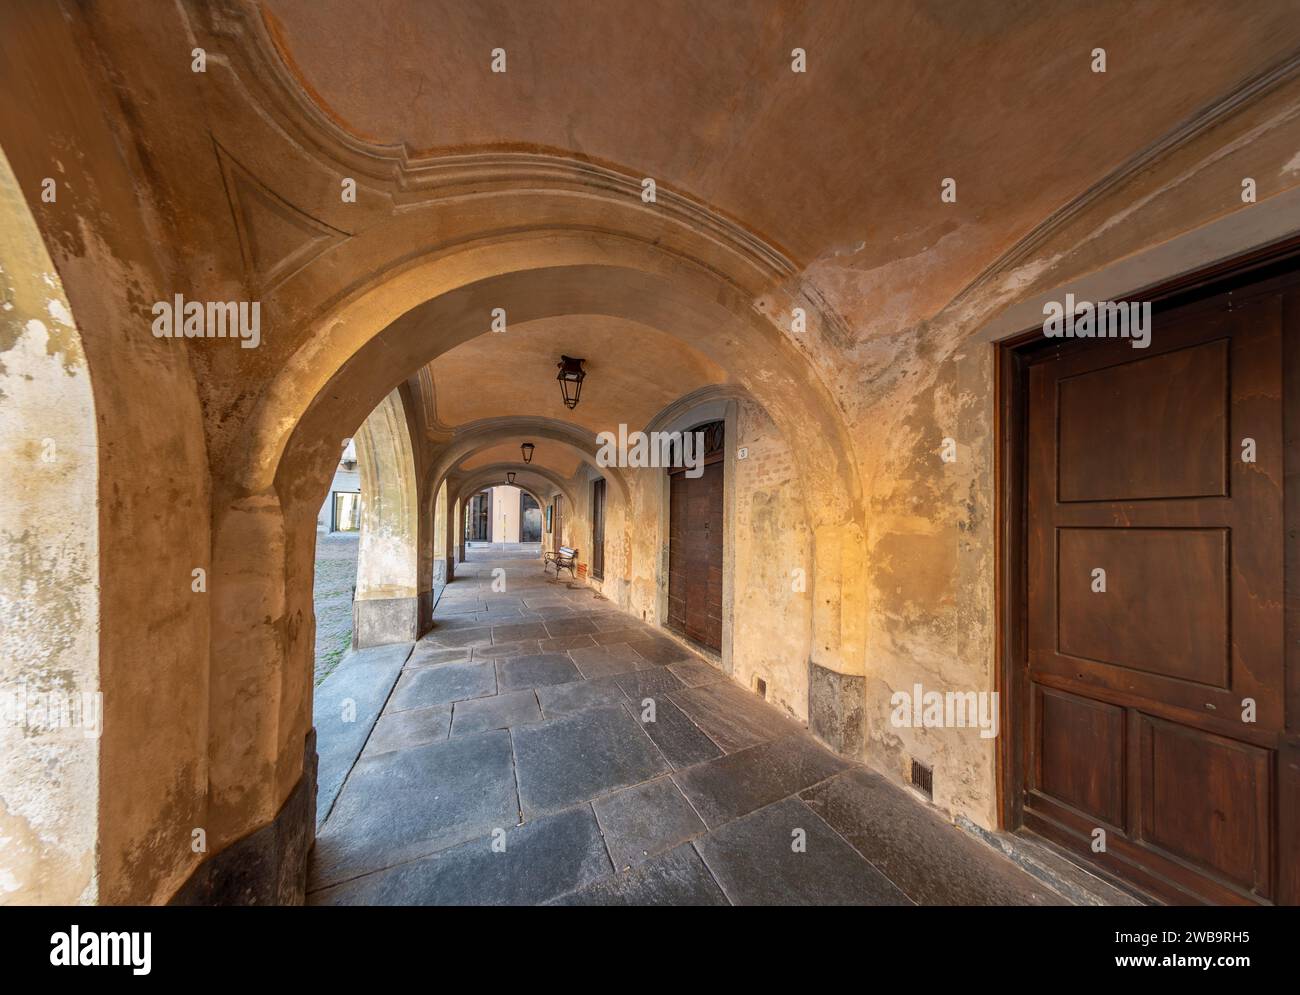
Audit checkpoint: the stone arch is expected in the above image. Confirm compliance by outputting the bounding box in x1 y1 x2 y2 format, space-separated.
0 146 100 904
352 388 423 647
203 204 868 873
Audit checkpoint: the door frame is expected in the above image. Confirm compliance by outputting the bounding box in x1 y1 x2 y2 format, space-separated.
996 233 1300 903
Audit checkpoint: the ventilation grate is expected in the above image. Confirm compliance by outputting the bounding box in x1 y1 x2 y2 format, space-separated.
910 759 933 799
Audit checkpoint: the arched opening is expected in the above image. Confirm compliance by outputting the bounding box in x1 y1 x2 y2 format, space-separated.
0 146 100 904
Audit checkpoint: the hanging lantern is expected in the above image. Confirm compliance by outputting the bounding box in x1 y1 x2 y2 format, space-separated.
521 442 535 464
506 471 517 485
556 355 587 410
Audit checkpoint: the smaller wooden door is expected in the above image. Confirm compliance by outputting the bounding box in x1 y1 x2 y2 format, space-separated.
667 421 725 652
553 494 564 547
591 478 606 580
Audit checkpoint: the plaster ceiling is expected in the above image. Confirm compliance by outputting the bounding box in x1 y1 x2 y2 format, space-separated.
262 0 1300 338
458 442 582 478
428 315 727 434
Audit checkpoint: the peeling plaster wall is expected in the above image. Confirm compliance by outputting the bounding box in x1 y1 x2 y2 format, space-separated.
0 9 213 904
0 152 99 904
731 400 813 722
841 74 1300 830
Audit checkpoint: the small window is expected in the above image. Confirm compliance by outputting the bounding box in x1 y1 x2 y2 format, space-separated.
333 492 361 532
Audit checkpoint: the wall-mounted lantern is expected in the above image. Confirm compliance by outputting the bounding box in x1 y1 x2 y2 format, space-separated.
506 471 517 485
521 442 535 464
556 356 587 410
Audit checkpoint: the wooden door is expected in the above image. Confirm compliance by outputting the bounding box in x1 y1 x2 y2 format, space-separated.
1021 272 1296 905
591 478 606 580
668 457 724 652
553 494 564 548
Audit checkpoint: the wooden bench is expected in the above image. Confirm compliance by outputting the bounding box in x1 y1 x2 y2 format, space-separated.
545 546 579 580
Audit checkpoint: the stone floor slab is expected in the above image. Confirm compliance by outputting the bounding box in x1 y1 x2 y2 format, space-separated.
622 698 722 770
313 805 611 906
799 768 1068 905
694 798 911 906
669 680 800 752
311 729 519 888
551 844 727 906
593 776 707 870
615 667 685 701
667 659 725 688
451 689 542 736
673 734 848 828
569 643 656 679
389 660 497 711
363 704 451 757
496 653 582 690
535 676 628 718
511 705 671 816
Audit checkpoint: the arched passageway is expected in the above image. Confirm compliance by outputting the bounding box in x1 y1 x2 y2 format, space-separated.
5 0 1300 909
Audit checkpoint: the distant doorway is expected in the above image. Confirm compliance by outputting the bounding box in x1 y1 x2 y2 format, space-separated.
520 492 542 542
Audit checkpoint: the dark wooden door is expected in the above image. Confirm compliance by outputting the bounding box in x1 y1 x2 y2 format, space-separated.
466 491 490 542
591 478 606 580
668 459 723 651
1022 274 1294 905
553 494 564 548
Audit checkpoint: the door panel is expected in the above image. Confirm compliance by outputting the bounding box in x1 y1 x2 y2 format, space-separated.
668 442 724 652
1022 277 1290 905
591 478 606 580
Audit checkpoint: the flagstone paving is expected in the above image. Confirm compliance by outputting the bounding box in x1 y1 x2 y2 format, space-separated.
308 553 1072 906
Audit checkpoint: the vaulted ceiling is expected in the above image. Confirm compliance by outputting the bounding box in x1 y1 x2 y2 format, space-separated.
263 0 1300 338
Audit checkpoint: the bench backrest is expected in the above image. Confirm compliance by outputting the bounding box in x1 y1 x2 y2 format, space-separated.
557 546 577 559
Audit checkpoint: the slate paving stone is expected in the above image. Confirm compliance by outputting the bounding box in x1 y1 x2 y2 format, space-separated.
540 634 598 654
427 626 495 649
363 704 451 756
313 805 612 906
615 667 684 702
593 614 649 631
490 621 549 642
593 776 707 869
673 734 848 827
694 797 911 906
535 676 628 718
496 653 582 690
592 627 650 646
311 730 519 888
543 617 599 637
669 680 800 752
512 705 671 816
569 643 655 679
405 645 474 670
622 697 722 770
451 689 542 736
389 661 496 711
799 768 1067 905
551 843 728 906
667 659 725 688
472 639 542 660
626 638 696 666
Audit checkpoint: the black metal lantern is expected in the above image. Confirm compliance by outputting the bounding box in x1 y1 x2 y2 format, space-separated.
506 471 516 485
521 442 535 464
556 355 586 410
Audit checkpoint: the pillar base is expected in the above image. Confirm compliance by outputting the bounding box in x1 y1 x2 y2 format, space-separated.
808 661 866 758
170 730 317 906
353 595 424 647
